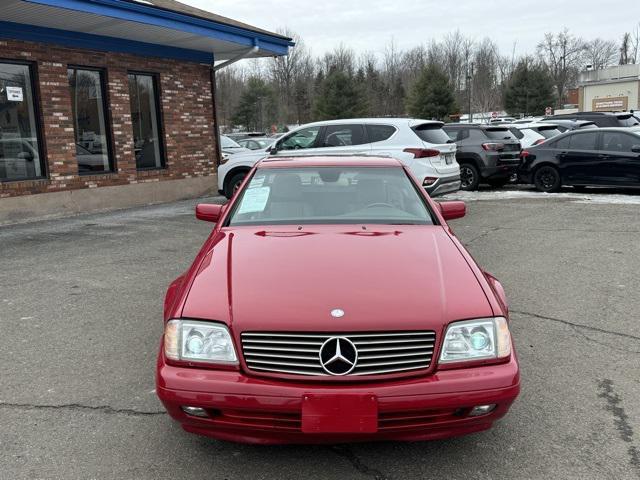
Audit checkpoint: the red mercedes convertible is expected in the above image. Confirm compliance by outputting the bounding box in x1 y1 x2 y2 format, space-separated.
156 156 519 444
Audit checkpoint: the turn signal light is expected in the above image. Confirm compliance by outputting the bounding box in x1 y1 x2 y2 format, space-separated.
403 148 440 158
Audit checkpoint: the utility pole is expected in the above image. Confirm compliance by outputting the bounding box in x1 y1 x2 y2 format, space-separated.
467 62 474 123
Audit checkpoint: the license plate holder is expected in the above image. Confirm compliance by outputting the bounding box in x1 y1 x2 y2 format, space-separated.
301 393 378 434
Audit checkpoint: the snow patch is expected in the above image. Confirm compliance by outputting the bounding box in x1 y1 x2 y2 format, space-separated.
441 189 640 205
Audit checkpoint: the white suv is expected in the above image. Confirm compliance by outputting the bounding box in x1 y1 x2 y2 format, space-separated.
217 118 460 198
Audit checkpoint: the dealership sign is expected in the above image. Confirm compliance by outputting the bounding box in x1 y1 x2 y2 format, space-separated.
592 96 628 111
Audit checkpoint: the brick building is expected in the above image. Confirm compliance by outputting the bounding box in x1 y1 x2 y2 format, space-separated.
0 0 291 222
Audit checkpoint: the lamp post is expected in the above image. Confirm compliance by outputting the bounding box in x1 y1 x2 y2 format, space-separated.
467 62 474 123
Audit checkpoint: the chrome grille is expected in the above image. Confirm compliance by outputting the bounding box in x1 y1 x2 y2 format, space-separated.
241 331 436 376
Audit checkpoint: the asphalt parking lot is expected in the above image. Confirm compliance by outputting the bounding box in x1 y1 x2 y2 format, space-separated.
1 189 639 480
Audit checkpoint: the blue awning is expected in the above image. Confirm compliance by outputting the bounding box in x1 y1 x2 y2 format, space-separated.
0 0 293 63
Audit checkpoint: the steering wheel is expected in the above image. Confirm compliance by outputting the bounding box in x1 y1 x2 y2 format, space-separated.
365 202 395 209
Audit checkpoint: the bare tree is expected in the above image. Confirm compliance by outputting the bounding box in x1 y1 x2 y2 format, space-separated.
537 29 586 107
632 23 640 64
471 38 502 113
619 32 631 64
270 29 313 124
584 38 617 69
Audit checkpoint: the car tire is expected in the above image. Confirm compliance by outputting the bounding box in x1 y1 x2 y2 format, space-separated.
225 172 247 199
533 165 561 192
487 178 509 188
459 163 480 191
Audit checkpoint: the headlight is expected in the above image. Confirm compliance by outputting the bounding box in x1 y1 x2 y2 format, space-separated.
439 317 511 364
164 319 238 364
220 153 230 165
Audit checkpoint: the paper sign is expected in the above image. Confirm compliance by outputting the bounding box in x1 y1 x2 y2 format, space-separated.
6 87 24 102
237 186 270 214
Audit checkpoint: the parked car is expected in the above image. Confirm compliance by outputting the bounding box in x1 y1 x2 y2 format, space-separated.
217 118 460 198
237 137 273 150
546 111 640 128
220 135 251 155
519 127 640 192
442 124 521 190
538 119 597 132
156 155 520 444
226 132 267 141
508 123 563 148
489 117 516 124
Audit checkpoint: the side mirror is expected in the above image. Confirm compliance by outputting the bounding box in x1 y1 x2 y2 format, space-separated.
438 201 466 220
17 151 34 161
631 145 640 153
268 144 279 155
196 203 224 223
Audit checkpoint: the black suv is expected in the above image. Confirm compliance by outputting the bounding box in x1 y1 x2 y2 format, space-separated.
546 112 640 128
443 124 521 190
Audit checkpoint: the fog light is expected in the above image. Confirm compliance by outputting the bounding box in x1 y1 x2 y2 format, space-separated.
181 406 209 418
469 404 496 416
423 177 437 186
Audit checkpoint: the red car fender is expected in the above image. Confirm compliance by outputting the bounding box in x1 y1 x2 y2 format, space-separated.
483 271 509 316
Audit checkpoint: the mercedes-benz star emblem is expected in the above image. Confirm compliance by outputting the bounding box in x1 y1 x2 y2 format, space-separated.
330 309 345 318
319 337 358 375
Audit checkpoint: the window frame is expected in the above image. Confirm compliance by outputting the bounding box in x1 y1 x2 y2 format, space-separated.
320 124 369 148
600 131 640 153
0 58 47 183
127 71 166 171
67 65 115 176
276 125 324 151
365 124 397 143
567 131 598 151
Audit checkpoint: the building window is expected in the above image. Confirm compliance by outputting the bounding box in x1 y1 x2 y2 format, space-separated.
0 61 44 181
68 67 112 174
128 73 164 169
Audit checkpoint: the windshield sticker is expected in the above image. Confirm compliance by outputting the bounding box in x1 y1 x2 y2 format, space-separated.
237 186 270 214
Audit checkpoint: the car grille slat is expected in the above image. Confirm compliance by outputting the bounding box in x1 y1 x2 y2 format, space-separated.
241 331 436 377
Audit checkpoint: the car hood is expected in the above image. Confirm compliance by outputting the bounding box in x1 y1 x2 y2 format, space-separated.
181 225 493 332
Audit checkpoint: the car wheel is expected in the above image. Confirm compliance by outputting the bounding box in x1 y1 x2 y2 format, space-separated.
459 163 480 191
533 165 561 192
487 178 509 188
225 172 247 199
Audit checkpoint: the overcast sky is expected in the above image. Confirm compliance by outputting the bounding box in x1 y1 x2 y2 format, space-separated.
184 0 636 59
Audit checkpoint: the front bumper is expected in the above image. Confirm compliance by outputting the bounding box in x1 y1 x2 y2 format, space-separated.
156 352 520 444
425 173 461 197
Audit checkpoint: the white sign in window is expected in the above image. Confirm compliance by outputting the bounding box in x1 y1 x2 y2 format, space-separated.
6 86 23 102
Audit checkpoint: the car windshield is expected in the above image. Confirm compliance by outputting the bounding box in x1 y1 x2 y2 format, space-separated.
227 166 434 226
220 136 242 148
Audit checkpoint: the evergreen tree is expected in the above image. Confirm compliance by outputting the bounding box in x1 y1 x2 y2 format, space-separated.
504 61 555 116
312 69 367 120
406 65 456 120
232 77 275 131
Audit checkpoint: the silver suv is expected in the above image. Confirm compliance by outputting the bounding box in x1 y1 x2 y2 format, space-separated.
217 118 460 198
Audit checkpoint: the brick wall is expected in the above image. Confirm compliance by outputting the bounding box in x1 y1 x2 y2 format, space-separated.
0 38 218 199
